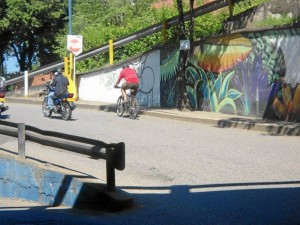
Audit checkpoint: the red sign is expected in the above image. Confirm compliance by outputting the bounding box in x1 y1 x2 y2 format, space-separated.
67 35 83 56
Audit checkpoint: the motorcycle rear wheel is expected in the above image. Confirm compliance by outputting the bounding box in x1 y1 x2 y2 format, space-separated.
42 98 52 117
61 102 72 121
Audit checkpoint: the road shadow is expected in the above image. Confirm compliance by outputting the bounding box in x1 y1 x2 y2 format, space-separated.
1 181 300 225
45 115 77 121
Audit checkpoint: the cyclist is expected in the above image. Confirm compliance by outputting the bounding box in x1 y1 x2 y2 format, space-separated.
114 64 139 102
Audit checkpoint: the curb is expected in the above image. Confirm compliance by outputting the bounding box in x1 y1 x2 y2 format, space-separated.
140 110 300 136
6 97 300 136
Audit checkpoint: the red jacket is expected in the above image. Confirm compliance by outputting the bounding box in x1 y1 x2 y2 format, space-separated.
117 68 139 84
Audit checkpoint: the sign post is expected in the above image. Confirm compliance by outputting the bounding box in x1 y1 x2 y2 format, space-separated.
67 35 83 101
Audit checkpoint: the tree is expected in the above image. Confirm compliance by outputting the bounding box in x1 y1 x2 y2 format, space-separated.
0 0 67 71
176 0 196 111
54 0 163 72
0 0 11 75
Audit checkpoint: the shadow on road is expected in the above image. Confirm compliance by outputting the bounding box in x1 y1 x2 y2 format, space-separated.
1 181 300 225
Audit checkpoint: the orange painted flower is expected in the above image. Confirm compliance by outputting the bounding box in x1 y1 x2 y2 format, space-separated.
273 84 300 121
194 34 253 73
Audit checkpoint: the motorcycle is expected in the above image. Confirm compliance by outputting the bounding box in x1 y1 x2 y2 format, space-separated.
0 91 8 116
0 77 8 116
42 81 76 121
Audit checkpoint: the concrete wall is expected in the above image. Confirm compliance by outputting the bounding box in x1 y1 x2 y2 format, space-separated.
77 50 161 107
0 152 127 210
159 26 300 122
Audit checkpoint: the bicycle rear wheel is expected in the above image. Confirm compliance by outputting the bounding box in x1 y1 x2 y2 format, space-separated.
129 97 139 119
116 96 125 117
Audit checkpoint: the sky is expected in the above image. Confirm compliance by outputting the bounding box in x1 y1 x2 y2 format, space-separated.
5 57 19 73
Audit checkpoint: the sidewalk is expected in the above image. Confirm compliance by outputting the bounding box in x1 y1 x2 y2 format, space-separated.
5 96 300 136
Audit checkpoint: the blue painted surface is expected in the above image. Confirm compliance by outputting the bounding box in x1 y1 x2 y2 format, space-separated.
0 153 94 208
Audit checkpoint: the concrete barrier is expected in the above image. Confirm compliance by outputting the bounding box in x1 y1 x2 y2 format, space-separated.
0 151 133 212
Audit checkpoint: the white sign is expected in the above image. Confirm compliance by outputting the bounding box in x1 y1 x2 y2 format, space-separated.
180 40 190 50
67 35 83 56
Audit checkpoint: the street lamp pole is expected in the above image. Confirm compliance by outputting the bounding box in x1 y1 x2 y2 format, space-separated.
68 0 72 35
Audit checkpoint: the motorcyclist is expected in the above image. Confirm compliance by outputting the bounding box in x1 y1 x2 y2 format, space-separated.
47 69 69 111
0 76 6 94
0 76 8 114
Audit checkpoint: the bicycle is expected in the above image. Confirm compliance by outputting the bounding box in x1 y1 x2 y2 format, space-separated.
115 86 139 119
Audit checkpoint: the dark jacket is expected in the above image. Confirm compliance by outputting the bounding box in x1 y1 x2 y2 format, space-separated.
51 74 69 98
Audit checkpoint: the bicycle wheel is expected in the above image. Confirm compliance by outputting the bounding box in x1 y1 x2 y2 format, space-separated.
129 97 139 119
116 96 125 117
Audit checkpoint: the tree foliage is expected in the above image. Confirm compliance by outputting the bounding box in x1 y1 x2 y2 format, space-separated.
1 0 273 74
0 0 67 72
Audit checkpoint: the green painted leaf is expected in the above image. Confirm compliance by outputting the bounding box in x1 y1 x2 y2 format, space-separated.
226 89 242 100
217 98 237 114
161 50 179 81
214 74 222 99
219 71 235 101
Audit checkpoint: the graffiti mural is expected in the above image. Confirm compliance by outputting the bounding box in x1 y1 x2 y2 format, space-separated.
160 27 300 121
78 50 160 106
130 51 161 107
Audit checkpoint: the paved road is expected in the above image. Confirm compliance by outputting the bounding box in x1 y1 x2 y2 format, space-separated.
0 103 300 225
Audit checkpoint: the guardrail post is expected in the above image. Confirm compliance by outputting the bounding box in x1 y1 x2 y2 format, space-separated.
106 147 115 191
18 123 26 159
24 71 28 97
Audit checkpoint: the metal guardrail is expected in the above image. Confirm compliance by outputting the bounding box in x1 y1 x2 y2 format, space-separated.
0 120 125 191
6 0 244 86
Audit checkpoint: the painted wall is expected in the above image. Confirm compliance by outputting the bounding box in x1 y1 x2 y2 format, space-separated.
0 153 86 207
0 152 128 210
9 26 300 122
78 50 161 107
160 27 300 122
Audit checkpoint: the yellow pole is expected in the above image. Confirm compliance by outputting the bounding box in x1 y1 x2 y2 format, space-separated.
64 56 69 76
65 53 77 101
109 39 114 65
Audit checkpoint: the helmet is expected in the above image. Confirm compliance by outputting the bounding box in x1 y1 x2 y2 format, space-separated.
54 68 61 76
122 64 129 69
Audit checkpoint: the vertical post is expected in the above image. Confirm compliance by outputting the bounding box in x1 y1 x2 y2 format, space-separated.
73 55 77 100
66 53 77 101
24 71 28 97
18 123 26 159
106 147 115 191
68 0 72 35
64 56 69 76
109 39 114 65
